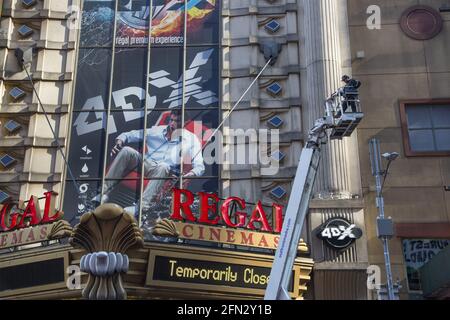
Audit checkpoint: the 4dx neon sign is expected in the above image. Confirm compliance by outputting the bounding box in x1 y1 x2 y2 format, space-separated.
317 218 363 250
73 48 218 136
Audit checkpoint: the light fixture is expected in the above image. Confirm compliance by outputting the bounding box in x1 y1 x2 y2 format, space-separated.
4 120 22 133
382 152 400 162
0 190 11 204
265 20 281 33
271 186 287 199
268 115 284 128
9 87 26 101
18 25 34 37
0 154 17 168
22 0 37 8
266 82 283 96
356 51 365 59
271 150 286 162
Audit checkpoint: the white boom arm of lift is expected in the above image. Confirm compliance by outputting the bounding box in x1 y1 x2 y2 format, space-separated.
264 82 364 300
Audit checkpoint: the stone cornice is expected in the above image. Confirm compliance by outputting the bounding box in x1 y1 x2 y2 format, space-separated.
0 173 62 183
0 137 66 148
222 65 302 78
0 104 70 114
222 34 299 47
2 9 70 20
0 39 76 50
222 3 298 17
221 98 301 110
0 70 73 81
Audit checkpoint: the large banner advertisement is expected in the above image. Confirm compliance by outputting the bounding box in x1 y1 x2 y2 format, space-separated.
73 47 219 112
63 0 220 243
116 0 219 47
63 106 219 240
79 0 219 48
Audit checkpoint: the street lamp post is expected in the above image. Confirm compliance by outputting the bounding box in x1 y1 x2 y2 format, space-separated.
369 138 399 300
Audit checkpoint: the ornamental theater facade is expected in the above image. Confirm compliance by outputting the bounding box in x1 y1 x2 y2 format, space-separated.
0 0 449 300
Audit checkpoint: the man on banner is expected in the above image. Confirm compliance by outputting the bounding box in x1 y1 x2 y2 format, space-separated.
93 109 205 217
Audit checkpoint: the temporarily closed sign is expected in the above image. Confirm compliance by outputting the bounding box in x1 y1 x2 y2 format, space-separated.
146 250 295 295
154 256 275 289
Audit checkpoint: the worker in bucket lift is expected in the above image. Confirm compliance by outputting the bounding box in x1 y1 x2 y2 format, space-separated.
341 75 361 113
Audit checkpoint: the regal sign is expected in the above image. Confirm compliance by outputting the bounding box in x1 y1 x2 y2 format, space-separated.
0 192 62 232
0 192 69 250
157 188 286 250
171 188 284 233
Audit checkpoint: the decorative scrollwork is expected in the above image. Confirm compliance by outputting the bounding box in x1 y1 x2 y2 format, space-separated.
152 218 179 238
47 220 72 240
69 203 143 300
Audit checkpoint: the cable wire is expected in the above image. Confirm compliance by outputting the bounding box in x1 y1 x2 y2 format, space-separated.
20 62 80 199
380 160 392 195
167 58 273 190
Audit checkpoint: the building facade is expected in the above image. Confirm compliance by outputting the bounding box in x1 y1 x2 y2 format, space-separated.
348 0 450 299
0 0 449 300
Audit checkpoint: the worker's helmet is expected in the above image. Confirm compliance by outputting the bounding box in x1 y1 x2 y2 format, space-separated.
341 75 350 82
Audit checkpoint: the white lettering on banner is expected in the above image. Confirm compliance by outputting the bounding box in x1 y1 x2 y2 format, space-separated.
74 96 117 136
403 239 450 270
112 87 156 122
73 49 217 137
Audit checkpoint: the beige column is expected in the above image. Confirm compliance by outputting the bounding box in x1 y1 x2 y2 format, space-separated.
303 0 355 199
301 3 369 297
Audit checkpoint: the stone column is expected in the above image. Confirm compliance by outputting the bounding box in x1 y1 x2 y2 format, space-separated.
300 1 369 300
303 0 353 199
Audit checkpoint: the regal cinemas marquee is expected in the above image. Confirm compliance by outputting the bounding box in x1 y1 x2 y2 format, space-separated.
0 189 313 300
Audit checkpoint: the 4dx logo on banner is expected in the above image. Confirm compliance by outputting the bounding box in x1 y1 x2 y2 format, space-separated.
73 49 218 136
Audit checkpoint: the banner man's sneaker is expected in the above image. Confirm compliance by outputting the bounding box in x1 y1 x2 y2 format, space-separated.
91 193 109 205
124 205 139 220
124 204 151 221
